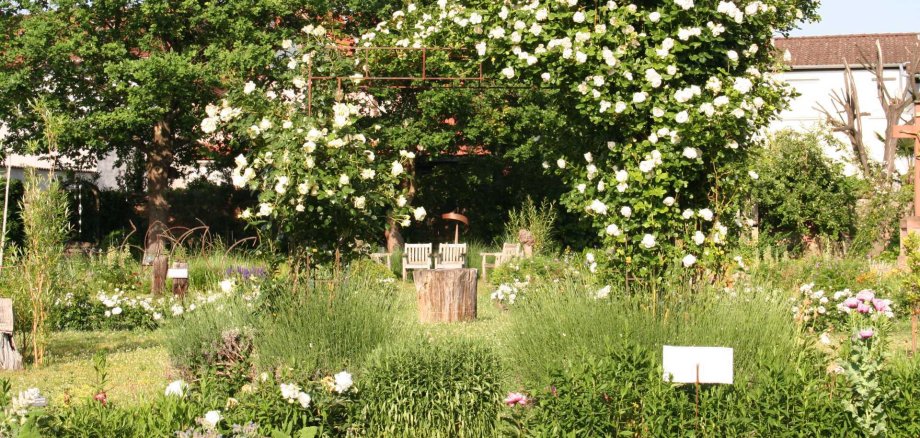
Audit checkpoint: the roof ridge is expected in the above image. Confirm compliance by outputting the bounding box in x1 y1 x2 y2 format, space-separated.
776 32 920 41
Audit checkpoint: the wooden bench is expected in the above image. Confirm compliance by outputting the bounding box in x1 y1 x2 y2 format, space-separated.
435 243 467 270
481 243 521 282
402 243 433 281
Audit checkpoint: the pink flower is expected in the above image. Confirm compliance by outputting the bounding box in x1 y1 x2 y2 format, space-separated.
856 302 871 314
858 329 874 340
504 392 528 406
855 289 875 302
843 297 859 309
871 298 891 313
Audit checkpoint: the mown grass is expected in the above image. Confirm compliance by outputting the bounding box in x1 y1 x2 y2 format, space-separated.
5 330 172 406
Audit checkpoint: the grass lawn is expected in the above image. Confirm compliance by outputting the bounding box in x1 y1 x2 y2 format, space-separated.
4 330 172 406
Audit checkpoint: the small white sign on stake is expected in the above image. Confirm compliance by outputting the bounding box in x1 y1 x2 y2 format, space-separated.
662 346 734 384
166 268 189 280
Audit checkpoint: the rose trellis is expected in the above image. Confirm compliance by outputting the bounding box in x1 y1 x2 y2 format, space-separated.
357 0 817 275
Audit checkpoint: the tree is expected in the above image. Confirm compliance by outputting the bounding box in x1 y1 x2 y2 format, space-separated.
0 0 402 277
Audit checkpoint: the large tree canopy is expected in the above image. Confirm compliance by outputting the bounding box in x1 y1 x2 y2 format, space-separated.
0 0 402 255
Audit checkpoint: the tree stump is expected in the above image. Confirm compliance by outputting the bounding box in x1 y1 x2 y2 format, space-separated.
413 269 477 323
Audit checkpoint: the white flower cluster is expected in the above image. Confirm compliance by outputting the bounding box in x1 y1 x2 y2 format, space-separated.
490 280 528 305
5 387 46 424
280 383 312 408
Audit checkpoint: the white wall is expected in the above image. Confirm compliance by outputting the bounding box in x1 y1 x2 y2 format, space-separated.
772 67 915 174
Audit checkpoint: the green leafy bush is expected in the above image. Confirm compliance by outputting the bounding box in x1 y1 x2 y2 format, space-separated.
751 129 860 251
255 273 400 375
359 340 503 437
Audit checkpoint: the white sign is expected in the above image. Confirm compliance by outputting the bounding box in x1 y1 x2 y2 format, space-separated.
662 346 733 384
166 268 189 279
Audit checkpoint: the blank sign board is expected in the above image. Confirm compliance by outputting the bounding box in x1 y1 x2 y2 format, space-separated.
166 268 189 279
662 346 733 384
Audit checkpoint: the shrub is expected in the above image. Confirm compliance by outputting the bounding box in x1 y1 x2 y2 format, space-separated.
751 129 860 251
164 295 255 390
255 272 400 374
359 340 503 437
502 197 558 255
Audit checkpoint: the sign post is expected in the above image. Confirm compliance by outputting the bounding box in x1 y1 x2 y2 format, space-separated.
662 346 734 430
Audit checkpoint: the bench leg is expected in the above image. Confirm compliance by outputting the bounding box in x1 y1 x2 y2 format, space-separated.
402 267 407 282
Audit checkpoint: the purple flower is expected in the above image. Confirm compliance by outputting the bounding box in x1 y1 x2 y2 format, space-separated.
504 392 528 406
858 329 874 340
843 297 859 309
871 298 891 313
855 289 875 302
856 302 871 314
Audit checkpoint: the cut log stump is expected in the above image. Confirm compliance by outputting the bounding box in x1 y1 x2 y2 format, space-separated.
413 269 477 323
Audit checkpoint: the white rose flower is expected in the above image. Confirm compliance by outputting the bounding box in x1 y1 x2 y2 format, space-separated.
605 223 622 236
243 81 257 94
353 196 366 210
234 154 247 168
200 117 217 134
698 208 714 221
682 254 697 267
297 392 312 408
257 203 273 217
692 230 706 245
748 170 759 180
397 195 407 207
638 160 655 173
338 174 350 186
202 411 222 430
649 11 661 22
501 67 515 79
557 158 567 169
333 371 354 393
414 207 427 221
573 11 585 23
620 206 632 217
675 111 689 124
391 161 404 176
476 41 487 56
727 50 738 61
682 209 695 219
664 196 675 206
632 92 647 103
682 147 698 159
589 199 608 215
641 234 656 248
577 184 587 193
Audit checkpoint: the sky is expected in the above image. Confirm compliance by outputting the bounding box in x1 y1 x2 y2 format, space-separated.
788 0 920 36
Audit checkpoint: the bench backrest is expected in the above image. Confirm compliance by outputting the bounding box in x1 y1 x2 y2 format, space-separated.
439 243 467 263
405 243 433 264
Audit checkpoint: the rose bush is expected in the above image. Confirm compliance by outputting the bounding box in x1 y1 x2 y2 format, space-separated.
202 28 419 261
363 0 818 276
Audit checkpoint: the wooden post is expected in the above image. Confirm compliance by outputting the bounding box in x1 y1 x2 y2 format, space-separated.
152 253 168 295
413 269 477 323
895 103 920 266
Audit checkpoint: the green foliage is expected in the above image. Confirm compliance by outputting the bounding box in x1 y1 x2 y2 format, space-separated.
752 129 860 250
490 254 584 286
901 233 920 313
504 275 801 386
164 296 255 388
19 169 71 365
256 273 400 374
359 340 503 437
502 197 558 255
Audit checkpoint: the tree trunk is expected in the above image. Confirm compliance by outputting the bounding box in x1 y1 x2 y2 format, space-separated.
147 120 173 294
413 268 477 323
385 218 404 252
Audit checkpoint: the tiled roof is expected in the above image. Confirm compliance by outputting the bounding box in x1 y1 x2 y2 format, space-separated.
774 33 920 68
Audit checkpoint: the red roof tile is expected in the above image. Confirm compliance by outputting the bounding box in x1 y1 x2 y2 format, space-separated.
775 33 920 68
